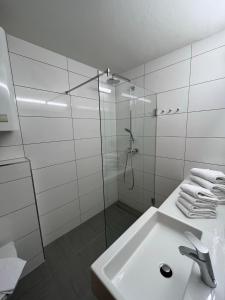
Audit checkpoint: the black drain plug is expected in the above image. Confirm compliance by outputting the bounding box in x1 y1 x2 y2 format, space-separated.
159 263 173 278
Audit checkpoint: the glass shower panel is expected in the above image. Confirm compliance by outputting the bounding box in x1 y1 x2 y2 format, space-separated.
100 77 157 246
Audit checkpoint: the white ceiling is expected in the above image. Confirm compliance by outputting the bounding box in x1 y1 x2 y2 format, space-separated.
1 0 225 73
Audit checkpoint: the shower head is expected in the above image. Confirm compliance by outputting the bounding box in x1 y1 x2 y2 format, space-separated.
107 73 131 86
107 76 120 85
124 128 134 142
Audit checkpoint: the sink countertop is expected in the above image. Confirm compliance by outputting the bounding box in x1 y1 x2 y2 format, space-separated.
92 178 225 300
159 178 225 300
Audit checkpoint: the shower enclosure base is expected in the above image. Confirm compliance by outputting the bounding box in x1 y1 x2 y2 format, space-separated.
116 201 142 218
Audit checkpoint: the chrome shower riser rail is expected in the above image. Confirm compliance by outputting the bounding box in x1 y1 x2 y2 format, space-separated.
65 68 110 94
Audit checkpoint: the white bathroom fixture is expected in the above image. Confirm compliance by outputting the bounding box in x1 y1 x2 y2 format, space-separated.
0 27 19 131
92 207 202 300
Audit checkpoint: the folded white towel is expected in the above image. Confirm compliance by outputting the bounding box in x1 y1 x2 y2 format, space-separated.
191 168 225 184
179 191 217 208
180 183 218 201
176 200 217 219
178 197 216 212
190 175 225 204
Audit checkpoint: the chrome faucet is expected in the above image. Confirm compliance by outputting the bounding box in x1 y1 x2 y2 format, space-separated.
179 231 216 289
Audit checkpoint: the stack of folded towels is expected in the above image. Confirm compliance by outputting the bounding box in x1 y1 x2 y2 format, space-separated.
176 168 225 219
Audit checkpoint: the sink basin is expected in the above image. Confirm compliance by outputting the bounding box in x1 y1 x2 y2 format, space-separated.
92 207 202 300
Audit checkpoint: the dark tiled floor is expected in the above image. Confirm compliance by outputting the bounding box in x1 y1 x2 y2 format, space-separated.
10 204 137 300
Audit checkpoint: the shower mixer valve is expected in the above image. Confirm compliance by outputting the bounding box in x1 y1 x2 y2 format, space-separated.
127 147 138 154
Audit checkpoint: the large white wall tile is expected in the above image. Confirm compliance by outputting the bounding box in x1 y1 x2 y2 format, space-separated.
8 35 67 69
157 87 189 114
40 201 80 236
0 205 39 243
191 46 225 84
37 181 78 215
143 155 155 174
156 157 184 180
0 146 24 161
69 72 98 99
116 101 130 119
72 97 99 119
10 53 68 92
0 177 34 217
24 140 75 169
189 78 225 112
75 138 101 159
133 118 144 137
185 138 225 165
76 156 101 178
143 172 155 191
157 113 187 137
184 161 225 178
156 137 185 159
0 161 30 183
43 217 80 246
78 172 102 196
73 119 100 139
155 176 181 197
102 101 116 120
144 117 156 136
79 187 103 214
187 110 225 138
20 117 73 144
143 137 156 156
145 46 191 73
33 161 77 193
68 58 97 77
16 87 71 117
147 60 190 93
192 30 225 56
116 119 130 136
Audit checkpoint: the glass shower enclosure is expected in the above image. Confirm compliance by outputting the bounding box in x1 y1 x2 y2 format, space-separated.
99 74 157 246
68 69 157 248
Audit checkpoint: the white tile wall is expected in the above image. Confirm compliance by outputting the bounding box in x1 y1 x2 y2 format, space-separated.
33 161 77 193
185 138 225 165
156 137 185 159
145 60 190 93
190 46 225 84
192 30 225 56
145 46 191 73
24 140 75 169
20 117 73 144
73 118 100 139
0 160 44 276
117 28 225 208
16 86 71 118
157 87 189 114
75 138 101 159
8 35 67 69
67 58 97 77
187 110 225 138
189 78 225 112
37 181 78 215
0 34 116 252
157 113 187 137
0 177 34 217
10 53 68 92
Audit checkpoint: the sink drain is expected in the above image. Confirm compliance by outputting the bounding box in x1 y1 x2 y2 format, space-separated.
159 263 173 278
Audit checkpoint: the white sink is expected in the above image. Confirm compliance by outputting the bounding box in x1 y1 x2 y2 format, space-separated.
91 207 202 300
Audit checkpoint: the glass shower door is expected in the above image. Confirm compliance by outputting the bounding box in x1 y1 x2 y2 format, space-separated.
99 77 157 246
